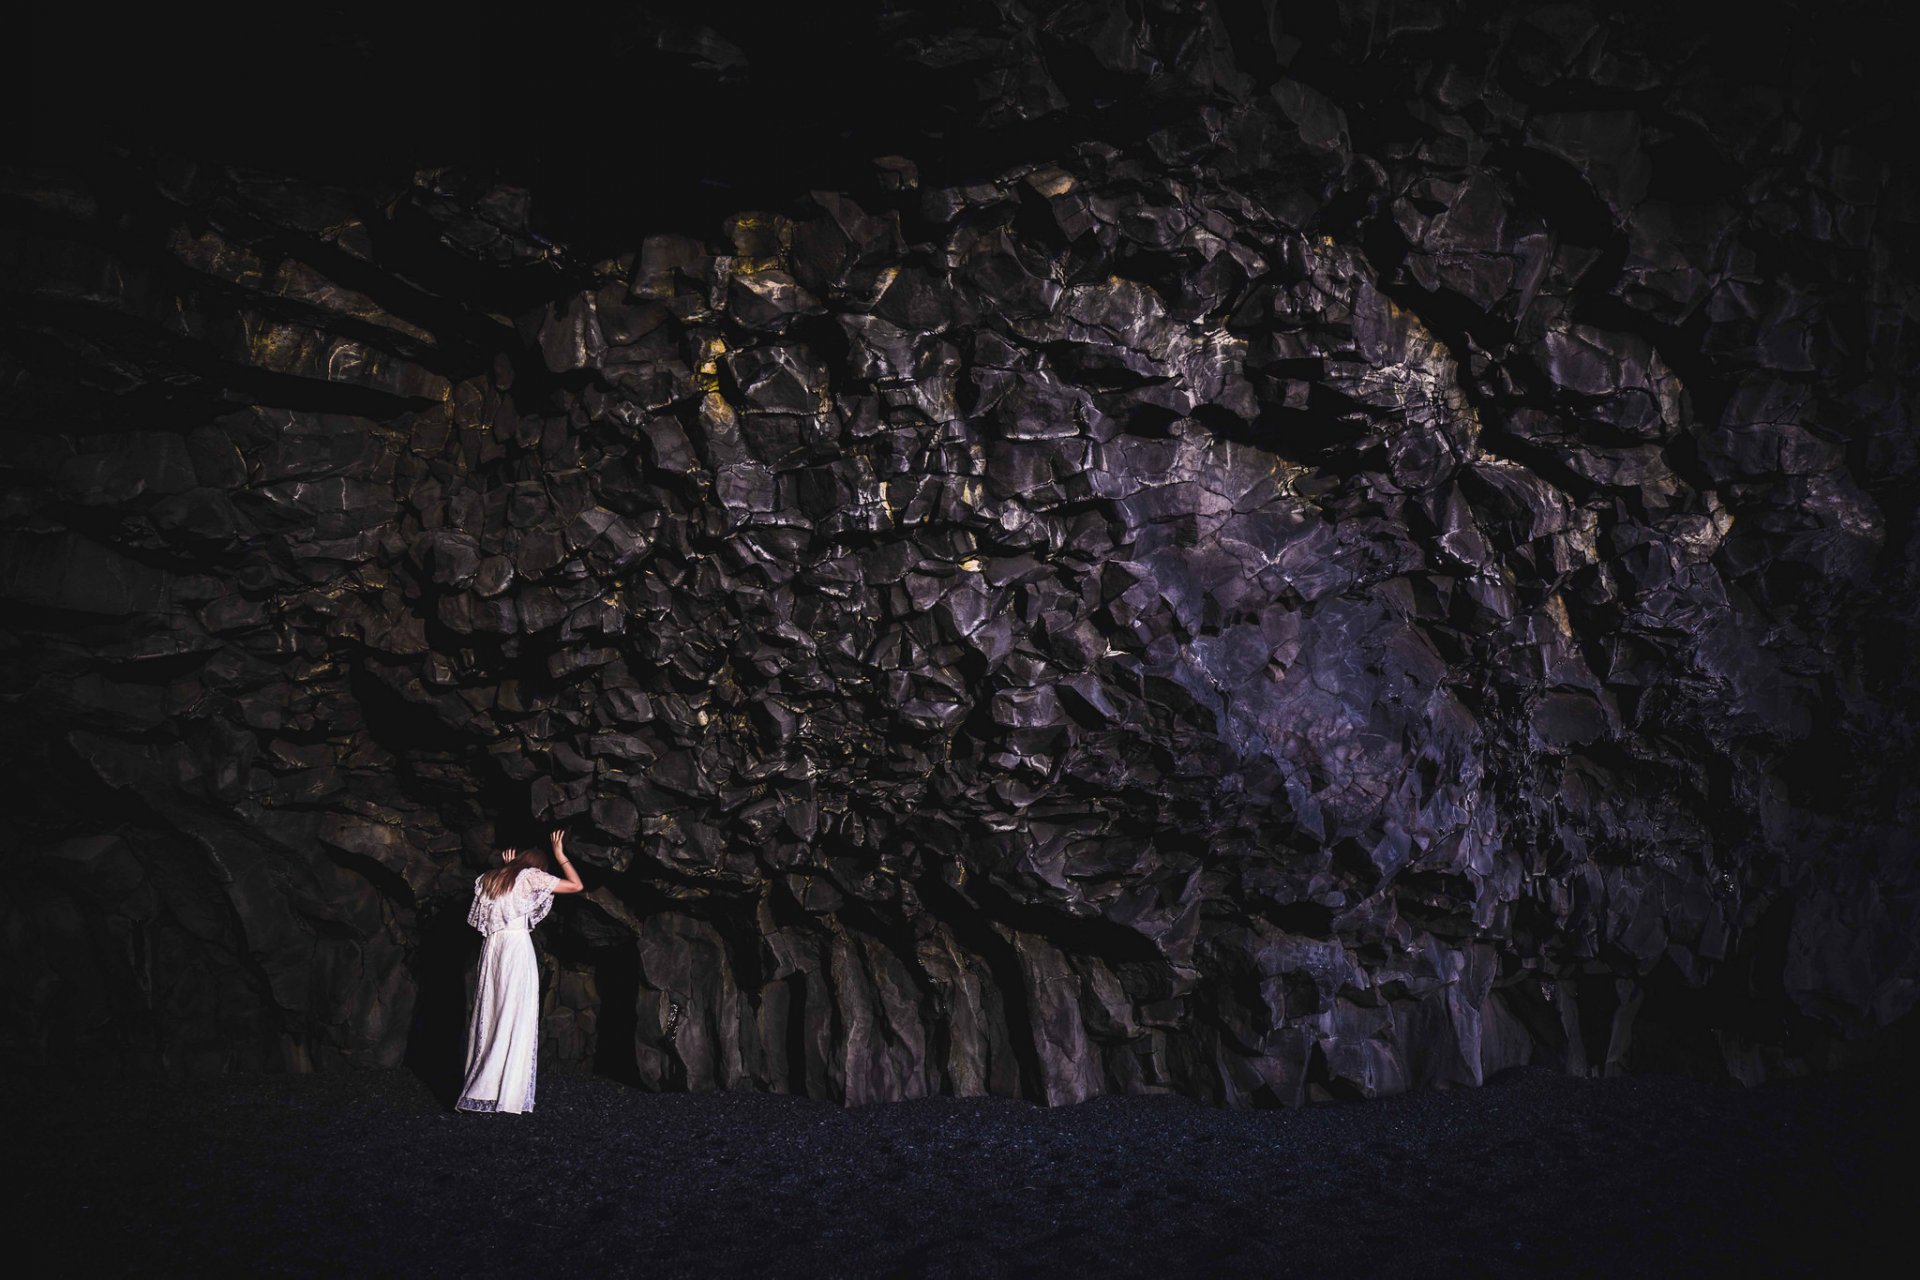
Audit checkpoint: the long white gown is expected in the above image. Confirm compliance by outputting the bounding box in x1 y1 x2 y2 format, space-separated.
457 866 561 1114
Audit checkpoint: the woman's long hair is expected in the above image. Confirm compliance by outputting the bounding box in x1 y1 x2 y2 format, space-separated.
480 844 556 899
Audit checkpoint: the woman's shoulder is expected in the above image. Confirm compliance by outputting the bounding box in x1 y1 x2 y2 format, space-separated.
521 866 559 890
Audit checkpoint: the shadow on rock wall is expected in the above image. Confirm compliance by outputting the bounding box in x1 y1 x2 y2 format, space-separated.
4 0 1917 1104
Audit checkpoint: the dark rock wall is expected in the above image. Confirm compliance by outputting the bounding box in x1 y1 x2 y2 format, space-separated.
5 1 1916 1102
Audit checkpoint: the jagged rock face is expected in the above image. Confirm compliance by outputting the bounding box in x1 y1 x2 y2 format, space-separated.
4 2 1916 1103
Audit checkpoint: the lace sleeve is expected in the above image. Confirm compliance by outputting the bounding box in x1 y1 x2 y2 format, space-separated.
520 868 560 929
467 876 488 933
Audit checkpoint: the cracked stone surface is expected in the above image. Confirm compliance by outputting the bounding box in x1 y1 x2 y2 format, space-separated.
4 1 1916 1104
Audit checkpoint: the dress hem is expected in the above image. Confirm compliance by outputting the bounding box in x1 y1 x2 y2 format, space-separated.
455 1096 535 1114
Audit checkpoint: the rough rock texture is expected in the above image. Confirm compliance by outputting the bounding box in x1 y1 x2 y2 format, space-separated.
5 1 1917 1104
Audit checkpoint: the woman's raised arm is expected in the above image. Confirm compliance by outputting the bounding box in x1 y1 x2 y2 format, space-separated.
549 828 586 894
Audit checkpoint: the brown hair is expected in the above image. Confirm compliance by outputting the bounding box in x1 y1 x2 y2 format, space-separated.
480 844 556 899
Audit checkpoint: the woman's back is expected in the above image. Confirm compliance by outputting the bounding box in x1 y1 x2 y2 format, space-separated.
467 866 562 936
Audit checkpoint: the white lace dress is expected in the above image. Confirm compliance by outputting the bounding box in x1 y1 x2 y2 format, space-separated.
457 867 561 1114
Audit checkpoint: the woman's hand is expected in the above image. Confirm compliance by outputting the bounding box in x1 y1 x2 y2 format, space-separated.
548 829 565 855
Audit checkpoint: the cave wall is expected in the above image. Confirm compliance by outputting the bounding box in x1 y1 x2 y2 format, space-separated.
4 0 1917 1103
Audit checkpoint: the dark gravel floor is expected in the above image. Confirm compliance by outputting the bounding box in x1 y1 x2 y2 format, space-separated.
16 1060 1912 1278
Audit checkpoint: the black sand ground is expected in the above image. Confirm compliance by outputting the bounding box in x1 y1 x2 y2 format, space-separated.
17 1062 1911 1278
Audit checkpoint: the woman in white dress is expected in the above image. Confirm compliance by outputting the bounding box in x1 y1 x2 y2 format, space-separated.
456 828 584 1114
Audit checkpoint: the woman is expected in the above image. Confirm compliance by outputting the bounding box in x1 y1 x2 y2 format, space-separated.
456 828 584 1114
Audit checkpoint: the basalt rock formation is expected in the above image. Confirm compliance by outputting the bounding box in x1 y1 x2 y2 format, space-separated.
5 1 1916 1104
